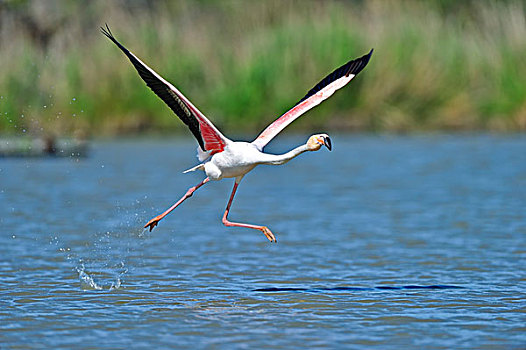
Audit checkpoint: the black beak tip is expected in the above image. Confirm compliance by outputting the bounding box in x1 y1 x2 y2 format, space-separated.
324 136 332 151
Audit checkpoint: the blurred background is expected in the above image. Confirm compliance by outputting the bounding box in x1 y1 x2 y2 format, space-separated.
1 0 525 141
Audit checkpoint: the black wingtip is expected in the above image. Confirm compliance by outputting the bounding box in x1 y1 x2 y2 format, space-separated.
100 24 131 55
345 48 373 77
100 23 113 39
366 48 374 62
296 48 373 105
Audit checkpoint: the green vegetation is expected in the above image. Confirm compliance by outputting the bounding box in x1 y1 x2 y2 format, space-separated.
1 0 525 137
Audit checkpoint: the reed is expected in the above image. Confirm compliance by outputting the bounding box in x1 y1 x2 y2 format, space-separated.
0 0 525 136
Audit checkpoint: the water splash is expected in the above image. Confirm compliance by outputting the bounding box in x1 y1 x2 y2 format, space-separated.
110 261 128 291
77 264 103 291
48 199 147 292
76 261 127 291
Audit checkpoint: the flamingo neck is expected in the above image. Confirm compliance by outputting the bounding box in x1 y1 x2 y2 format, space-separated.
259 144 309 165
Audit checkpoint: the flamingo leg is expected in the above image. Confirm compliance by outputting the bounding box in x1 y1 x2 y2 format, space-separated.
144 177 210 231
222 181 277 243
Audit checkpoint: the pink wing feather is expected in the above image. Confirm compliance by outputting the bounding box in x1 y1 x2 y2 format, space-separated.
101 25 228 155
252 50 373 151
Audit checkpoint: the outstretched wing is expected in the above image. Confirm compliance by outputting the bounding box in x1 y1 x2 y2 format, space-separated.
101 25 228 154
252 49 373 151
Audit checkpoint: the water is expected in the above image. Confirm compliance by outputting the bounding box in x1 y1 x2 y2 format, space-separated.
1 135 525 349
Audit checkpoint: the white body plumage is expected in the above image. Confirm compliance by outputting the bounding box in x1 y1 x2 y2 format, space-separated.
190 140 314 180
204 142 260 180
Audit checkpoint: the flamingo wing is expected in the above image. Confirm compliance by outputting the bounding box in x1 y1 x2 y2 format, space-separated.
252 49 373 151
101 25 228 154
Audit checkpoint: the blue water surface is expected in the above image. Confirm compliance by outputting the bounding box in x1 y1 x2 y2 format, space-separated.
1 134 525 349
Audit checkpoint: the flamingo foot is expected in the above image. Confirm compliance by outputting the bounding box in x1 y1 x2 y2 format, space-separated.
262 227 277 243
144 217 161 232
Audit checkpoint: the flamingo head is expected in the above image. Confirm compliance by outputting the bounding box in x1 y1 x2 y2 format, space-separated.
307 134 332 151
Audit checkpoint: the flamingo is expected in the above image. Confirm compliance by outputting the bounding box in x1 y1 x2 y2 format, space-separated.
101 25 372 243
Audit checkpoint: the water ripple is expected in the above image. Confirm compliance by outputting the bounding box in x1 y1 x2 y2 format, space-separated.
1 136 525 349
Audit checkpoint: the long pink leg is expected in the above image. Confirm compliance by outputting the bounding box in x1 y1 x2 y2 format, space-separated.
144 177 210 231
222 181 277 243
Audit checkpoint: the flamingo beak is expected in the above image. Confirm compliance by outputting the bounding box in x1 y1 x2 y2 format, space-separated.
323 135 332 151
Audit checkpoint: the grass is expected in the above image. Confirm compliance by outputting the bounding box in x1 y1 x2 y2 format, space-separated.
0 0 525 137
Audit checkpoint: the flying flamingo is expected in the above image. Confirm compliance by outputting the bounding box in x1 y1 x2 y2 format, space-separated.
101 25 372 243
